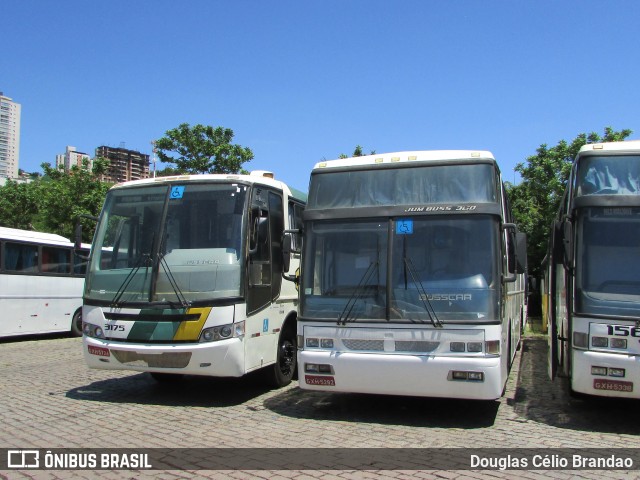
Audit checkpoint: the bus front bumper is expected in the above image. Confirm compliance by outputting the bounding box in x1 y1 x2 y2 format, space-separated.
572 349 640 398
298 350 503 400
83 335 246 377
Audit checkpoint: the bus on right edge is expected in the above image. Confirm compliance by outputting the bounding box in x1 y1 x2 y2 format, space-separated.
546 139 640 398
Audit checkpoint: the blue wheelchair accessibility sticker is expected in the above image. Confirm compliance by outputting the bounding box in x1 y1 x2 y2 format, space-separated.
170 186 185 199
263 318 269 332
396 219 413 234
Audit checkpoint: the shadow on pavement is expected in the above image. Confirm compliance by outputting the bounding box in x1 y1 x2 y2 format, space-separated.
511 334 640 436
264 388 499 429
66 369 274 408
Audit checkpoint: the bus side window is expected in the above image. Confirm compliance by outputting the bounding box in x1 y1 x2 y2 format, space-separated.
5 242 38 273
42 246 71 274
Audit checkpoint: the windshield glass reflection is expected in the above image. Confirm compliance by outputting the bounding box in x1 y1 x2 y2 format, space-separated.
301 216 498 322
85 183 248 305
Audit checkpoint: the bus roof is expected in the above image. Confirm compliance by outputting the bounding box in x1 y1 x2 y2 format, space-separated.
110 170 307 203
577 139 640 156
313 150 496 171
0 226 73 246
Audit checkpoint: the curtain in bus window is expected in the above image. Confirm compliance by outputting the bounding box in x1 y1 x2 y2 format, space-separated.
5 243 38 272
308 164 496 208
577 156 640 196
42 246 70 274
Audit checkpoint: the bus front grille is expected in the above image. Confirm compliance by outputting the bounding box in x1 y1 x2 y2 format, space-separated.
342 339 384 351
394 340 439 353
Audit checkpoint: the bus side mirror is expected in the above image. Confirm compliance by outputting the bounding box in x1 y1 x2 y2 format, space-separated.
74 214 98 259
502 223 517 283
562 219 573 267
74 223 83 251
281 229 302 284
282 234 292 273
516 232 527 274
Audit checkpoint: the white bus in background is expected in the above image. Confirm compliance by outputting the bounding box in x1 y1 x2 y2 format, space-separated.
546 140 640 398
0 226 89 338
81 171 306 387
294 151 527 400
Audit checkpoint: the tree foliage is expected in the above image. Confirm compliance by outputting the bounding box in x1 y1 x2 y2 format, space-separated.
154 123 254 174
339 145 376 159
0 180 39 230
0 158 112 242
507 127 632 279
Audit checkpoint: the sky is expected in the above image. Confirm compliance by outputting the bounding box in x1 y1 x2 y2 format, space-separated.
2 0 640 192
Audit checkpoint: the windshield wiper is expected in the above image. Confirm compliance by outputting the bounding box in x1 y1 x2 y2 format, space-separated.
158 252 190 308
110 253 152 308
337 261 379 326
403 257 443 328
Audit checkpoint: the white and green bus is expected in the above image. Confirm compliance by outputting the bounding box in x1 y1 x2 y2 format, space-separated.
546 140 640 398
81 171 306 386
295 151 527 399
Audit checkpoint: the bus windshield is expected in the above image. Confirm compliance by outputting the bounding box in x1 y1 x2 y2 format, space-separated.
576 155 640 196
85 182 248 305
301 215 499 323
575 207 640 317
308 163 497 208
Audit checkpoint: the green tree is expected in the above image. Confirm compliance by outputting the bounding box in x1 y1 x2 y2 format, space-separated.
507 126 632 280
154 123 254 174
155 166 185 177
37 158 112 241
0 179 39 230
339 145 376 159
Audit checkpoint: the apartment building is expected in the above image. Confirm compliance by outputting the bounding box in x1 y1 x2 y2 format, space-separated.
55 146 92 172
0 93 21 179
95 146 150 183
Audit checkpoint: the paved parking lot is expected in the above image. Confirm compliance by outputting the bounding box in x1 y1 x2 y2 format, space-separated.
1 323 639 479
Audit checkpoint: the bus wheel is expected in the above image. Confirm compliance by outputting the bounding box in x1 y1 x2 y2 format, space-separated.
150 372 184 383
71 310 83 337
267 330 297 388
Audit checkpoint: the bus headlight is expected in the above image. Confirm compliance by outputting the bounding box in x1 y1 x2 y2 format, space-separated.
610 338 627 349
320 338 334 349
200 321 244 343
591 336 608 348
467 342 483 353
304 337 334 349
83 322 104 339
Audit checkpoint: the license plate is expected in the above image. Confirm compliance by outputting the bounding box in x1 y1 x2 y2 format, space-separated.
593 379 633 392
305 375 335 386
88 345 110 357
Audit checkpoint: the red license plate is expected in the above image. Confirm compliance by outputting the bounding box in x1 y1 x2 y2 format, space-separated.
593 379 633 392
88 345 110 357
305 375 335 386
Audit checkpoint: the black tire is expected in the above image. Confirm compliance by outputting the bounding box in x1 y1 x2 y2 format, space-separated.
150 372 184 383
70 309 83 337
266 329 297 388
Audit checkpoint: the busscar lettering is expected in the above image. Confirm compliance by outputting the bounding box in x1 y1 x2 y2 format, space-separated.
420 293 472 301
